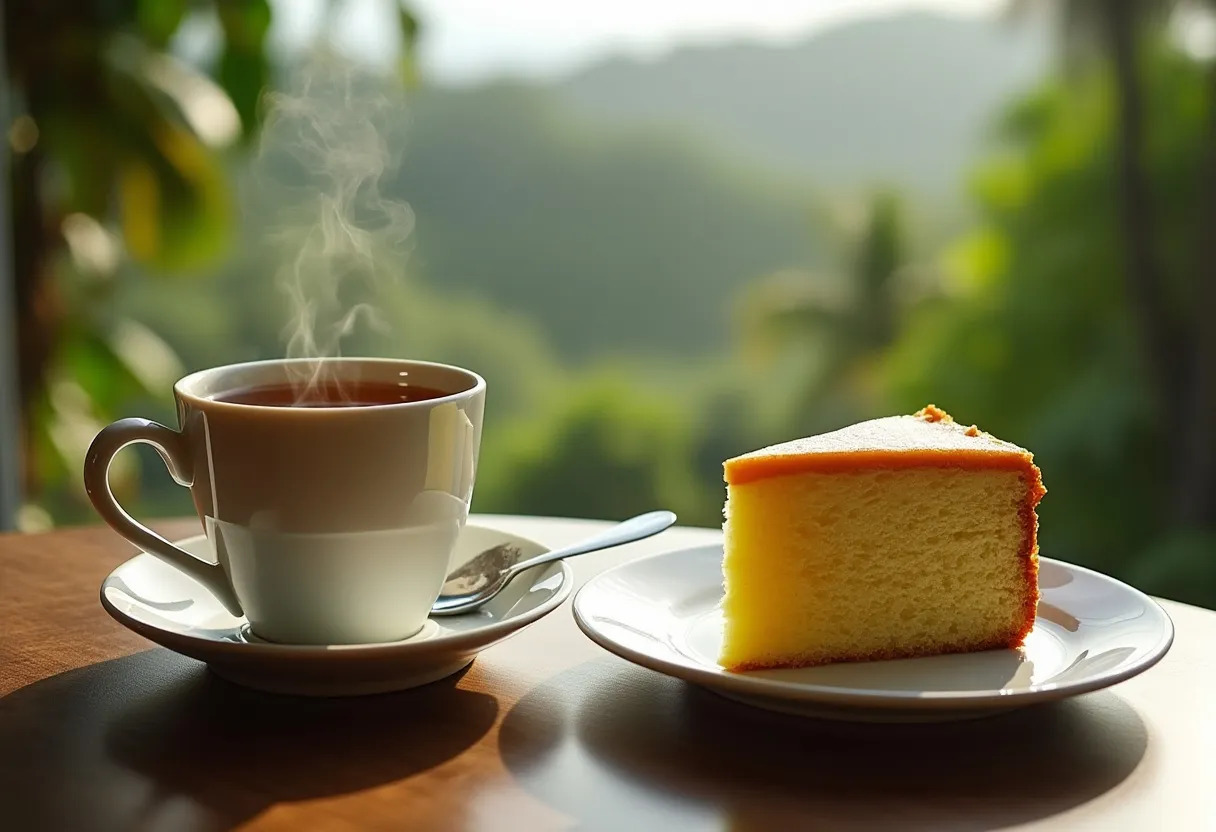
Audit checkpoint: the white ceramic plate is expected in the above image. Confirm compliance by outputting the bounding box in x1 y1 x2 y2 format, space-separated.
573 544 1174 722
101 523 572 696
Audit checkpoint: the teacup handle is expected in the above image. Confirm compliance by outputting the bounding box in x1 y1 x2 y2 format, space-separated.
84 418 243 616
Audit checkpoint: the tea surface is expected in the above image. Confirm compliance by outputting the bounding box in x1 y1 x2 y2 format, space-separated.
215 381 449 407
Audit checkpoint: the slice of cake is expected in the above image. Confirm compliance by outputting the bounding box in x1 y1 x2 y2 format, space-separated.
720 405 1045 671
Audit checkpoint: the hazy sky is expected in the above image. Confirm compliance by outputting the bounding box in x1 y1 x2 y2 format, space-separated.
263 0 1003 83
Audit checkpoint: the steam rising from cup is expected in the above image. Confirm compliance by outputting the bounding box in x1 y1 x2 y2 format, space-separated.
254 57 414 402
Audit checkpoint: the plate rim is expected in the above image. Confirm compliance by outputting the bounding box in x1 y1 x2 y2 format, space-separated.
572 543 1175 710
100 524 573 659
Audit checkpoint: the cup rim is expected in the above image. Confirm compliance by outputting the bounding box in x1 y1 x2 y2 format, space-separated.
174 357 486 413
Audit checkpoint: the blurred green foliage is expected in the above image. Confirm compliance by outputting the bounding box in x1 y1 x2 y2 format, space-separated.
8 6 1215 609
739 190 914 437
886 44 1216 605
4 1 418 525
5 0 258 521
474 373 704 522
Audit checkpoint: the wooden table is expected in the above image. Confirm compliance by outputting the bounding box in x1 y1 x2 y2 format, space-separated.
1 516 1213 831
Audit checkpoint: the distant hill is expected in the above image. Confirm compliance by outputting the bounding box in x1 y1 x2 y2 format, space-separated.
553 12 1051 196
398 84 828 359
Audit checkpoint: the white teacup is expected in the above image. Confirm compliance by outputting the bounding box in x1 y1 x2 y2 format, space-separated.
84 357 486 644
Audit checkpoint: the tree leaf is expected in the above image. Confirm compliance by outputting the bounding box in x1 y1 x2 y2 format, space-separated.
216 0 272 51
137 0 188 48
217 46 269 136
216 0 272 135
116 121 233 271
98 35 235 268
398 4 421 47
139 50 242 147
119 160 162 262
106 319 185 394
398 4 422 86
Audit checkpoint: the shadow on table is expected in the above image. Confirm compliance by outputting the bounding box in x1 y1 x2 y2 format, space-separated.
0 648 498 832
499 659 1148 832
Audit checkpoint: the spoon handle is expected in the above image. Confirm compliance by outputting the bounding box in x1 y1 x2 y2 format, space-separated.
508 510 677 575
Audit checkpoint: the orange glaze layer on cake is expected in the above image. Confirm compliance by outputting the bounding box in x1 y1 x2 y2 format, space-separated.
725 405 1045 488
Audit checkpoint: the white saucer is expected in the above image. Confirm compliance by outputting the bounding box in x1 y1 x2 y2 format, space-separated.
573 544 1174 722
101 523 572 696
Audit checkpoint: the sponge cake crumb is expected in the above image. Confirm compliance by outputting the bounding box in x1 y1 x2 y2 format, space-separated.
720 406 1044 671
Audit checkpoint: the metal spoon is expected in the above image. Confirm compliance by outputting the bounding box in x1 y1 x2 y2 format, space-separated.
431 510 677 616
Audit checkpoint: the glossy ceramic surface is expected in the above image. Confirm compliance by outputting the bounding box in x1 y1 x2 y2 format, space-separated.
86 357 486 644
101 523 571 696
574 544 1174 722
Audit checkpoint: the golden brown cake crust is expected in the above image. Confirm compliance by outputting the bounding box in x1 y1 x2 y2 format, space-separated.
1016 463 1047 644
914 403 951 423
